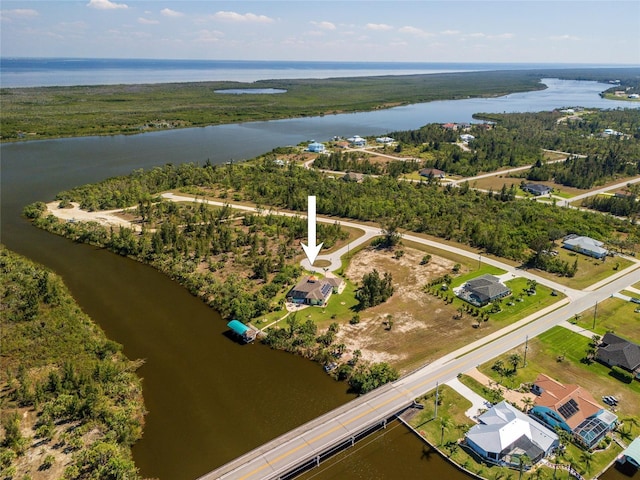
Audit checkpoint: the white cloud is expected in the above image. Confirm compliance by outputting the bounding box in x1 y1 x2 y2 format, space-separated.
196 29 225 43
399 26 433 37
161 8 184 18
550 34 580 41
468 32 486 38
490 33 514 39
2 8 39 18
138 17 159 25
87 0 128 10
441 30 460 35
212 11 274 23
366 23 393 31
310 21 336 30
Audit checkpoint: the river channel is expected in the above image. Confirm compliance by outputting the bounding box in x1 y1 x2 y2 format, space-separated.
1 78 638 479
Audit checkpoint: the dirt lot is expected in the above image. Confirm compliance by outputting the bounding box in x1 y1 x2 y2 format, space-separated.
336 245 500 373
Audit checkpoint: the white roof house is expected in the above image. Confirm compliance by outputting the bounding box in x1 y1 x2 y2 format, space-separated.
376 136 394 144
562 235 608 259
347 135 366 147
460 134 475 143
465 401 558 467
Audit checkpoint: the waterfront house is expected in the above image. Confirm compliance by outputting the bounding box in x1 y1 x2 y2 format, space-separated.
562 234 608 259
530 374 617 449
287 276 333 306
376 136 394 144
618 437 640 469
347 135 366 147
523 183 552 196
465 401 558 468
308 142 326 153
596 333 640 374
456 274 511 307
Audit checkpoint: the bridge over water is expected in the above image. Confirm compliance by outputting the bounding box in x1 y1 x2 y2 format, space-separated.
201 382 416 480
201 262 640 480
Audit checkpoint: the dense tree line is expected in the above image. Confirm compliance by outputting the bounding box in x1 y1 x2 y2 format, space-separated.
40 158 640 269
28 199 349 323
388 109 640 184
0 247 145 479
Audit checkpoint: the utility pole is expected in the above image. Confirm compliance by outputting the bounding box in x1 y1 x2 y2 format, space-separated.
592 301 598 330
523 335 529 368
434 382 439 419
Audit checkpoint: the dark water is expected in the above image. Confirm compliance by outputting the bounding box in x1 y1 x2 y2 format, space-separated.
296 420 459 480
2 78 637 479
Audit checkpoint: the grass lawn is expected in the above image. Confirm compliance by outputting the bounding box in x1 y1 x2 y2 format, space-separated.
489 278 565 324
633 281 640 289
472 326 639 478
408 385 613 480
293 279 360 331
478 326 640 418
574 297 640 343
527 248 633 290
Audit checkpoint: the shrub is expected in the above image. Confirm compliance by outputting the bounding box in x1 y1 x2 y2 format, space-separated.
611 366 633 383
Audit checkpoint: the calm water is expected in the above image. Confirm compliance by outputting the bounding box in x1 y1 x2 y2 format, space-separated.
0 58 629 88
1 76 638 479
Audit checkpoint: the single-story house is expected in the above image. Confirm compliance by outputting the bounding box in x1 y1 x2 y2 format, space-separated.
342 172 366 183
530 373 617 449
347 135 366 147
376 136 394 144
523 183 552 196
596 333 640 374
442 122 458 130
456 274 511 307
273 159 286 167
419 168 446 179
562 235 608 259
307 142 326 153
465 401 558 468
618 437 640 469
287 276 333 306
460 134 475 143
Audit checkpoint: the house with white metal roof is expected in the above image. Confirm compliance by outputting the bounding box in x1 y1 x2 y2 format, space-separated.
465 401 558 467
562 235 608 259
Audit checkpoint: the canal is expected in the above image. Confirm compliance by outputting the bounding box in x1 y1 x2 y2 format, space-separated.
1 79 637 479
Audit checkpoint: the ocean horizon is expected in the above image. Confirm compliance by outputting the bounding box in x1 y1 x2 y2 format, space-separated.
1 57 636 88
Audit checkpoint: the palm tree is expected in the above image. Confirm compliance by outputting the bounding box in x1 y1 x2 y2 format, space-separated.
509 353 522 372
518 454 531 480
579 451 593 473
439 417 453 446
522 396 534 413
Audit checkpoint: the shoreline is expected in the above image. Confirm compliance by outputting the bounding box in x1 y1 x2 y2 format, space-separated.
4 66 638 143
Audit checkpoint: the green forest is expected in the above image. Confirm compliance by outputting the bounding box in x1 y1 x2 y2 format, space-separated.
0 247 145 479
388 109 640 186
3 67 638 141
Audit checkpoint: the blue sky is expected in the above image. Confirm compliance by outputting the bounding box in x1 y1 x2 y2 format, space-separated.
1 1 639 64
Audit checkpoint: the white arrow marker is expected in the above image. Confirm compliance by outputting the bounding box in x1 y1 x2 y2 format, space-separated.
301 195 323 265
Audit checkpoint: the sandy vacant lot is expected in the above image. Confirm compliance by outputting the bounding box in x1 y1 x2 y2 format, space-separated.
337 246 462 371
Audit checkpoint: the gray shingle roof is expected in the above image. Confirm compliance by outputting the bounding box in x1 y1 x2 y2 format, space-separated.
597 333 640 371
